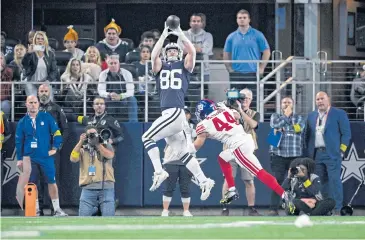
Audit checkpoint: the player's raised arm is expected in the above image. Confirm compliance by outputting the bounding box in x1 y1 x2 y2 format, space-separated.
151 24 170 73
173 26 196 73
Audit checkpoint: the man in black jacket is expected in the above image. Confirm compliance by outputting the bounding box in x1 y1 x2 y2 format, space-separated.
282 158 335 216
36 83 69 216
77 96 124 147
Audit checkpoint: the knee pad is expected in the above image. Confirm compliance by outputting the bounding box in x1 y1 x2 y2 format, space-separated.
162 195 172 202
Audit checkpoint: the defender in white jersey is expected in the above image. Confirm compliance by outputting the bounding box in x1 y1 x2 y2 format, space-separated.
141 20 214 200
193 99 291 205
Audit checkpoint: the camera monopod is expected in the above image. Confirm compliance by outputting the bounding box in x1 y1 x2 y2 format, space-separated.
340 180 364 216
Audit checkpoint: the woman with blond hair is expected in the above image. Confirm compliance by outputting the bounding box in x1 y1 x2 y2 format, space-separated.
22 31 58 98
61 58 92 114
8 44 26 81
82 46 103 82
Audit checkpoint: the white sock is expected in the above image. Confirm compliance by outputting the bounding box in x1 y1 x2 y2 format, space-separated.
147 147 163 173
52 199 60 211
185 157 207 183
36 199 39 211
228 187 236 191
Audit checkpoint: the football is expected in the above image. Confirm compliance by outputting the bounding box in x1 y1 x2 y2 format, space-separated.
166 15 180 30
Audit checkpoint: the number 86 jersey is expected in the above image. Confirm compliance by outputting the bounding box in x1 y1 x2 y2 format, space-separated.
196 107 254 150
156 60 190 110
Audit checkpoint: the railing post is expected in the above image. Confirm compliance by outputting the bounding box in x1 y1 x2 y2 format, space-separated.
292 59 296 114
145 62 149 123
200 61 204 99
11 83 15 122
312 61 316 111
272 50 282 114
258 61 264 122
83 82 87 116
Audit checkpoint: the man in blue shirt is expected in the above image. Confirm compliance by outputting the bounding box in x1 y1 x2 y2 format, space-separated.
16 95 67 216
223 9 271 109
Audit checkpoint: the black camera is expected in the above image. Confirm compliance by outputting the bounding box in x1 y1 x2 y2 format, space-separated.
226 89 245 108
290 167 299 176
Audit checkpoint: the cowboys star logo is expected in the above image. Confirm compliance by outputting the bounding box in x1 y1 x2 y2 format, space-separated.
3 149 20 185
341 144 365 183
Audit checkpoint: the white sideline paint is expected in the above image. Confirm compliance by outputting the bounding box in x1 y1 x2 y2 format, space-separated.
1 231 40 238
12 221 365 232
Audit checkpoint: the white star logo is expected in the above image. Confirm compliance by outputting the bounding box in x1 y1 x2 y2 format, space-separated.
2 149 20 185
341 144 365 183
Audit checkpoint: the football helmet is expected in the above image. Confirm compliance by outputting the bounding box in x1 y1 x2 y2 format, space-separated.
195 99 216 122
163 43 183 62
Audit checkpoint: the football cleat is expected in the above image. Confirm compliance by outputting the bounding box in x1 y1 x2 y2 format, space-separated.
149 170 169 191
220 189 239 205
200 178 215 200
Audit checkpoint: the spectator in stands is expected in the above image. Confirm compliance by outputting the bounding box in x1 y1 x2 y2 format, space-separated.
221 89 261 216
268 96 305 216
97 54 138 122
139 31 156 49
28 30 36 45
198 13 207 29
132 45 154 94
1 31 14 63
63 25 85 60
9 44 26 81
0 52 13 116
305 91 351 215
180 13 213 83
96 19 129 63
223 9 270 105
70 126 116 216
61 58 93 114
22 31 58 99
83 46 104 81
150 29 161 42
350 65 365 119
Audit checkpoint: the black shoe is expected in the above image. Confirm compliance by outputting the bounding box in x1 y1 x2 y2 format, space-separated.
221 208 229 216
248 207 262 216
36 209 44 216
220 190 239 205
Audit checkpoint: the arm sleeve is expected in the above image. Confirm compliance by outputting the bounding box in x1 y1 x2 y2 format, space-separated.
339 110 351 152
223 34 233 53
270 113 287 128
15 119 25 160
47 52 58 82
257 31 270 52
121 70 135 99
109 119 124 144
97 71 109 98
302 177 323 201
48 114 63 150
202 33 213 55
58 107 69 147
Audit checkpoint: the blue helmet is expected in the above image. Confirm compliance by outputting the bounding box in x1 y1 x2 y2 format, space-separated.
195 99 216 121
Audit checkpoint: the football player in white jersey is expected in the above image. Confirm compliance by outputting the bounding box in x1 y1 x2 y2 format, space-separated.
192 99 291 205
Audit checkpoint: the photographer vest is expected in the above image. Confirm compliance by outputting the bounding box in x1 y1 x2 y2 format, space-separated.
243 109 258 150
106 71 125 95
79 147 115 189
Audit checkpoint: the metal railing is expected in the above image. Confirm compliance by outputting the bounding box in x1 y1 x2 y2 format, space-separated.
1 58 365 122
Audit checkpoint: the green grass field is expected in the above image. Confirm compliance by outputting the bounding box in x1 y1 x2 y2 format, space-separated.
1 216 365 239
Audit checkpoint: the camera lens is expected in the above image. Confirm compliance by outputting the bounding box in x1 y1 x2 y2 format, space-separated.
27 187 32 192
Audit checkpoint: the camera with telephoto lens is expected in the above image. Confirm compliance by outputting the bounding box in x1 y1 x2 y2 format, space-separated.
83 128 112 148
226 89 246 109
290 164 307 177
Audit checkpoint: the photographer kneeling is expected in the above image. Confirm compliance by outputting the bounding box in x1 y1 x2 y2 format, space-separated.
70 126 116 216
283 158 335 216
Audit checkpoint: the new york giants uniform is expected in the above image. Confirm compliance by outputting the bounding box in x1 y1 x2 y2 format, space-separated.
196 107 263 177
142 60 192 163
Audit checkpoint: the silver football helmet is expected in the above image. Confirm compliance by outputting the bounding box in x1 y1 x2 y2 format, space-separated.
163 43 183 62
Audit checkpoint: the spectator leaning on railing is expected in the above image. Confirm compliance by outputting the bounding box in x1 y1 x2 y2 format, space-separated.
97 54 138 122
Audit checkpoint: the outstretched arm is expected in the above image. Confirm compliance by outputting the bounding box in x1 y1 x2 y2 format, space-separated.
151 23 170 73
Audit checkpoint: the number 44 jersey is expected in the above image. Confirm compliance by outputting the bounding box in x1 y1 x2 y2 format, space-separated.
156 60 190 110
196 107 255 150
